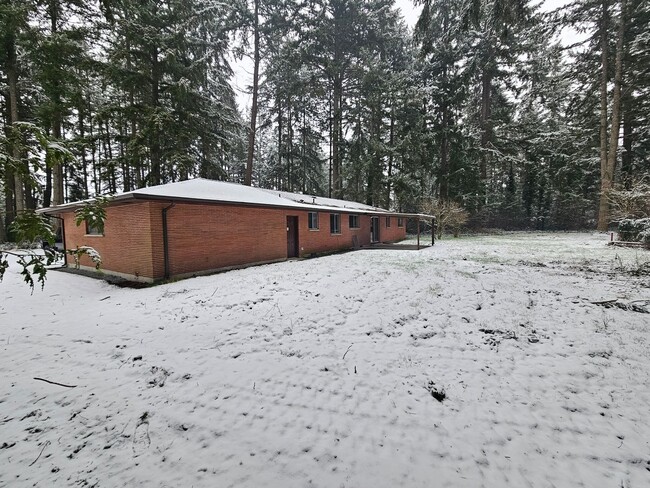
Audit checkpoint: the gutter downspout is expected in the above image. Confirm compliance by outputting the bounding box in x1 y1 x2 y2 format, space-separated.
49 214 67 265
162 202 175 280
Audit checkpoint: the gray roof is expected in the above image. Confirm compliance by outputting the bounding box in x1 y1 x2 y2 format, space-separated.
38 178 435 219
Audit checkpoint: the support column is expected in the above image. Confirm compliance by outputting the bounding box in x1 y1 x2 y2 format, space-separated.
432 219 435 245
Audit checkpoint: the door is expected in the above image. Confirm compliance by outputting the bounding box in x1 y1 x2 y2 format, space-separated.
370 216 380 243
287 216 299 258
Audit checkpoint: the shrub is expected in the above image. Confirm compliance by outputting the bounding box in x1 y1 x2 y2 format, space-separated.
618 218 650 245
609 177 650 221
420 199 469 238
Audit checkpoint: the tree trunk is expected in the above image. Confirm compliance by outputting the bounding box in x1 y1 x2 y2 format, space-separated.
127 38 139 189
597 0 610 231
277 96 283 187
49 0 65 206
621 97 633 184
52 118 65 206
598 0 626 231
245 0 260 186
150 46 161 186
301 106 306 193
0 210 5 243
440 102 450 202
5 174 15 227
90 120 100 194
480 63 492 184
6 29 25 213
287 102 293 191
79 101 89 198
328 91 332 198
386 104 394 209
332 74 343 198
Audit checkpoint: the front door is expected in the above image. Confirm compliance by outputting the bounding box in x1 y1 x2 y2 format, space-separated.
287 216 299 258
370 216 380 243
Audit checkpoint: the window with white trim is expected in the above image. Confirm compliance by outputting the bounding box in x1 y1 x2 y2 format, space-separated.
349 215 360 229
386 216 391 228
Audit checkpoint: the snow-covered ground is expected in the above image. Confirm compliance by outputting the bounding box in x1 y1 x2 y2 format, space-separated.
1 232 649 488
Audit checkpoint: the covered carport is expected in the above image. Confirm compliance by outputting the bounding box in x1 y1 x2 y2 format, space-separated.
364 212 436 250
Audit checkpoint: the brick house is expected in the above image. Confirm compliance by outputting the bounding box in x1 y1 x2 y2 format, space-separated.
39 179 432 282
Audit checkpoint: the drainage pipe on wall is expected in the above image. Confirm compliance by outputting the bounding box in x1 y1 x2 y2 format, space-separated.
162 202 175 280
48 214 67 262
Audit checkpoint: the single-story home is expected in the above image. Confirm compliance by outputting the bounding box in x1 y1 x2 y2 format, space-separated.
38 178 434 282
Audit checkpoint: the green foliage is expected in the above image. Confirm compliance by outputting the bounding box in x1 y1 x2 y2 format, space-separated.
0 209 104 291
0 212 60 291
67 246 102 270
74 197 109 234
14 252 58 291
9 211 56 246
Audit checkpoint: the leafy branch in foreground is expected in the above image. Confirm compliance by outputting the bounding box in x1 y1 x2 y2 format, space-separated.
74 197 109 234
67 246 102 270
0 202 106 291
0 211 61 291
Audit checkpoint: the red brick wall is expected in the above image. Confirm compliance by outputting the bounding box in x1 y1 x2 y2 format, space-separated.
294 210 370 255
62 202 155 279
159 202 288 277
291 211 406 255
380 215 407 243
59 201 407 281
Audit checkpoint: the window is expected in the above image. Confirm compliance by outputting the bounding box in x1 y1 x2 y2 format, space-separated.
397 217 404 228
308 212 319 230
386 217 391 228
86 221 103 236
349 215 360 229
330 213 341 234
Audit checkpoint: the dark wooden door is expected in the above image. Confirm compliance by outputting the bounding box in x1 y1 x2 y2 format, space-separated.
371 217 380 243
287 216 299 258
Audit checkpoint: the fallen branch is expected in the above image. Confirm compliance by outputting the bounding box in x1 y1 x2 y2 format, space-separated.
591 299 650 313
34 377 77 388
342 344 353 360
29 440 51 466
590 299 618 305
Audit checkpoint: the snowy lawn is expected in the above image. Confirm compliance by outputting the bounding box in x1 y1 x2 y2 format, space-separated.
1 232 649 487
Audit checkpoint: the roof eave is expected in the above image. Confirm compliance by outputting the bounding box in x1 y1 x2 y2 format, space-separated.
36 193 136 215
35 190 434 219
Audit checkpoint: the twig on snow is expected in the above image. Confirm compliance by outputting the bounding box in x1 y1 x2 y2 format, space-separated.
29 440 51 466
342 344 353 360
34 377 77 388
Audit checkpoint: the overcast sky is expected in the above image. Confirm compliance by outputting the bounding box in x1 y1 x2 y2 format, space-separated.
395 0 577 27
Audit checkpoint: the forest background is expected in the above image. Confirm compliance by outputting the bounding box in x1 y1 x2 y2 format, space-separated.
1 0 648 242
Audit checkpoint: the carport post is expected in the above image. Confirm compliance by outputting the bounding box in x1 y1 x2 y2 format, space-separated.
432 218 435 245
417 217 420 250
